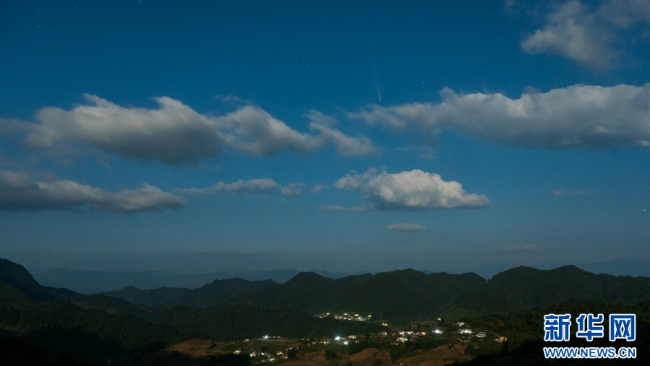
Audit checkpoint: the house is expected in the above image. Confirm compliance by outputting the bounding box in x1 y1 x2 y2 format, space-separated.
495 335 508 343
234 350 241 354
476 332 486 338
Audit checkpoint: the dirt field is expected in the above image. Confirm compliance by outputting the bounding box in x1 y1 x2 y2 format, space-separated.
132 339 471 366
395 344 470 366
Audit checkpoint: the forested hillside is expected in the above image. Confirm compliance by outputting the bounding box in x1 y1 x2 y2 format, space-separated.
162 277 278 309
154 304 384 340
456 265 650 314
101 286 190 308
0 301 182 361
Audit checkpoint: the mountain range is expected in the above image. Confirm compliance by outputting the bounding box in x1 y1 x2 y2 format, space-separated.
98 264 650 321
2 255 650 363
28 259 650 294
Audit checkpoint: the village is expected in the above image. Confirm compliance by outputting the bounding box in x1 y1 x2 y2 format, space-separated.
134 314 511 365
215 319 509 365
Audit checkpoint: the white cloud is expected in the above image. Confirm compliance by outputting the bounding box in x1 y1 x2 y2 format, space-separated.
305 110 379 157
182 178 278 195
311 184 328 193
310 123 378 157
521 1 613 69
596 0 650 28
22 94 377 165
334 168 490 210
386 223 427 232
0 118 32 136
521 0 650 69
0 171 184 213
281 182 307 197
319 205 375 213
348 84 650 150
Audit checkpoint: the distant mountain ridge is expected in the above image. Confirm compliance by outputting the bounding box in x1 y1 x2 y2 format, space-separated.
7 255 650 323
230 270 487 321
161 278 277 309
98 265 648 321
0 256 384 361
29 259 650 294
30 267 356 294
445 259 650 279
457 265 650 314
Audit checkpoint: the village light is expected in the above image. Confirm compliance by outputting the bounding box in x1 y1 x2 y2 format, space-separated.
335 336 341 341
264 335 269 339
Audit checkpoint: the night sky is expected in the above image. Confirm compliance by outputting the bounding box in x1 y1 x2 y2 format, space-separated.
1 0 649 273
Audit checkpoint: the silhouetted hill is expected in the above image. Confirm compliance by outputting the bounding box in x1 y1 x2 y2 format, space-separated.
70 294 156 319
0 337 92 365
101 286 189 308
234 272 343 311
232 269 486 321
0 258 77 303
162 278 278 309
455 265 650 313
0 257 161 319
0 301 182 362
154 304 383 340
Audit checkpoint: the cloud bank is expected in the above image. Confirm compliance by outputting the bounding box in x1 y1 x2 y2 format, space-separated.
348 84 650 150
0 171 184 213
21 94 377 165
386 223 427 232
181 178 278 195
311 184 328 193
334 168 490 210
281 182 307 197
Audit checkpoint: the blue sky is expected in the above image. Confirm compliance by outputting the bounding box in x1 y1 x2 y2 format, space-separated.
1 0 649 273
